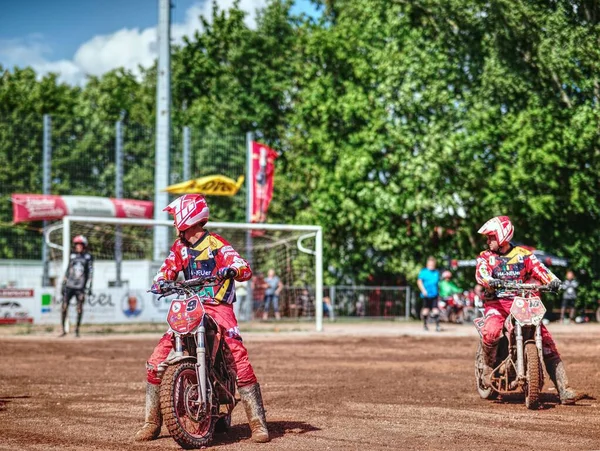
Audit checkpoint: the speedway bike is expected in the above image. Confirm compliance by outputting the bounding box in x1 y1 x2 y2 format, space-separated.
157 276 237 449
474 281 554 409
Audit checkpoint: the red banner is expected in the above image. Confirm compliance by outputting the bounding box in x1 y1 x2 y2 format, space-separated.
11 194 67 223
251 142 278 223
11 194 154 223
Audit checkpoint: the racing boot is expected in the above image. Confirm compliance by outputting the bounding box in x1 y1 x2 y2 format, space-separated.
481 343 497 388
134 383 162 441
59 306 68 337
546 359 581 405
239 383 270 443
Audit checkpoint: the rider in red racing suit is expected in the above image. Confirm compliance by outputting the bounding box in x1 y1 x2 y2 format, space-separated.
135 195 269 443
475 216 581 404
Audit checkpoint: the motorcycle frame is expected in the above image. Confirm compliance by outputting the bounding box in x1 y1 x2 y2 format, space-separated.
490 291 546 394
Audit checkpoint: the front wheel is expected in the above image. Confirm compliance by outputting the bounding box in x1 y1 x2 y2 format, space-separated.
524 343 542 410
475 342 497 400
160 361 215 449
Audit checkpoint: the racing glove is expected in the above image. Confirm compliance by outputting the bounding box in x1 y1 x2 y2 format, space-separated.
217 266 238 281
549 279 562 292
488 279 503 289
150 280 168 295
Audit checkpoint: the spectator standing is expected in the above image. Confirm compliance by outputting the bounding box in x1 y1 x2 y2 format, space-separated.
561 270 578 323
417 256 440 332
251 272 267 318
60 235 93 338
263 268 283 320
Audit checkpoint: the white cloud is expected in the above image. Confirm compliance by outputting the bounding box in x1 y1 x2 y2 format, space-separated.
0 0 268 85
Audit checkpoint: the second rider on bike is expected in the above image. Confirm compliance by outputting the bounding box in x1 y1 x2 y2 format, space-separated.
475 215 581 404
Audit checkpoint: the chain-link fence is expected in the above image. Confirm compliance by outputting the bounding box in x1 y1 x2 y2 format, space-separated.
0 114 247 262
256 285 413 321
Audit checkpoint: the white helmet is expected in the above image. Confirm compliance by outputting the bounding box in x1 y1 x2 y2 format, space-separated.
478 216 514 246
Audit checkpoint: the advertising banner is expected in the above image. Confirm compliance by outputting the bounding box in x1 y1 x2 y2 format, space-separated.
0 289 36 324
11 194 154 223
251 141 278 223
38 287 170 325
164 175 245 196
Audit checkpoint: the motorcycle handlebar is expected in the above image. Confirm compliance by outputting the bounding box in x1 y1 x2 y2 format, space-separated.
153 276 219 298
495 282 554 291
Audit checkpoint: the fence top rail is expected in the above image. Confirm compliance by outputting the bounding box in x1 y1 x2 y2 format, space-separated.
333 285 410 291
63 216 322 232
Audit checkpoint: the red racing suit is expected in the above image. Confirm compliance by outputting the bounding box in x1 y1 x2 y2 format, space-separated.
475 245 561 363
146 230 258 387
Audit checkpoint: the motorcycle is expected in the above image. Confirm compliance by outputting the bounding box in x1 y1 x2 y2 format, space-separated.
157 276 237 449
474 281 553 409
438 293 466 324
463 290 483 323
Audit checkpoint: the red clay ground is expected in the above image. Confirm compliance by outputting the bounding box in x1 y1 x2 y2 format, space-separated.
1 322 599 450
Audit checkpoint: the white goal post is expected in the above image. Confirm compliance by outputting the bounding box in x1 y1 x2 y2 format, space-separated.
48 216 324 331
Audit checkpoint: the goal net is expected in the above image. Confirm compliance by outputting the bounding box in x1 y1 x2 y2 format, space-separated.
46 216 324 330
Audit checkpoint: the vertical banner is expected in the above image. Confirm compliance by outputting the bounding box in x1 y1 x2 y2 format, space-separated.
251 142 278 223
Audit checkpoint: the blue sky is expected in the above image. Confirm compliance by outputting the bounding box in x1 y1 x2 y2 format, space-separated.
0 0 319 84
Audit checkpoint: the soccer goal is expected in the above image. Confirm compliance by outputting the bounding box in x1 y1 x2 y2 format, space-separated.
45 216 324 331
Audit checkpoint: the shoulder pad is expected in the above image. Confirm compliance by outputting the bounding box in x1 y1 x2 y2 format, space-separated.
512 245 532 256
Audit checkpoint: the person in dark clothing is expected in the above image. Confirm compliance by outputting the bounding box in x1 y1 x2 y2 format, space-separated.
60 235 93 338
561 270 578 323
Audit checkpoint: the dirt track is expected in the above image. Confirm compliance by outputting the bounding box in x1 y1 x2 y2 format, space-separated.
1 322 599 450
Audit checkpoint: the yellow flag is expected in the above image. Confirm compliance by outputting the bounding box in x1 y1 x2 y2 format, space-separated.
163 175 245 196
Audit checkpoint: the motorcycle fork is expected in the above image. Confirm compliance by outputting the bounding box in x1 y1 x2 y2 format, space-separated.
515 323 525 380
195 315 208 406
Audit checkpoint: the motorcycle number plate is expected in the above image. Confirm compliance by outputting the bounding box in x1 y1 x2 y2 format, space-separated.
167 295 204 333
510 296 546 326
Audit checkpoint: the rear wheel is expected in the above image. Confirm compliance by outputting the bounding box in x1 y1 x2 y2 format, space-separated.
475 342 497 399
524 343 542 410
160 361 216 449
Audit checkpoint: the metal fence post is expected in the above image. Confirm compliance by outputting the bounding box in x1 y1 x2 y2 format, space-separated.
405 286 411 320
114 120 124 287
42 114 52 287
183 126 190 181
153 0 172 261
329 285 336 321
243 132 254 322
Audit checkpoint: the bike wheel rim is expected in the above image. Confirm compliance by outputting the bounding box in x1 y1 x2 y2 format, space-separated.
174 368 211 438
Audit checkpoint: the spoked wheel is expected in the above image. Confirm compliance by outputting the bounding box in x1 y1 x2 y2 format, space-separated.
160 362 216 449
475 342 498 400
524 343 542 410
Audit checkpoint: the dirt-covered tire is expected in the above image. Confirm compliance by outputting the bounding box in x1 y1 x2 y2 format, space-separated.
160 362 215 449
524 343 542 410
475 342 498 400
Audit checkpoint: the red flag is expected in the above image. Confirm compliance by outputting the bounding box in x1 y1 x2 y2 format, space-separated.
251 142 278 223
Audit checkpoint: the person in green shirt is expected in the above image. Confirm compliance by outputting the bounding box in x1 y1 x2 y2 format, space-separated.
439 270 462 299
